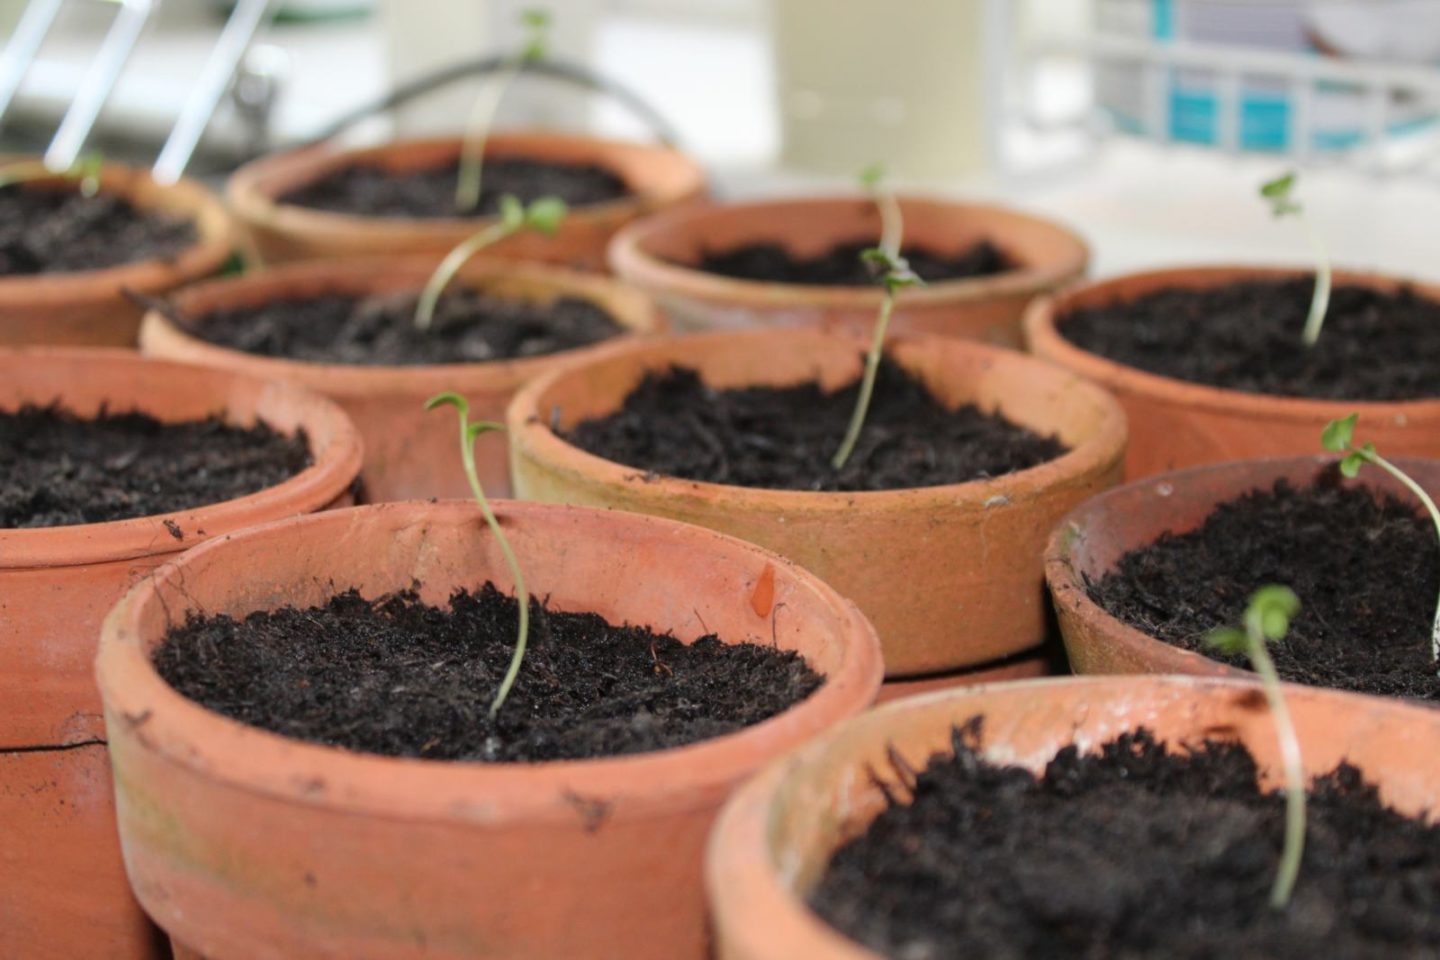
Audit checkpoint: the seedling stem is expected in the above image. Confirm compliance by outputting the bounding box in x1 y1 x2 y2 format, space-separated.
1206 586 1307 910
1322 413 1440 668
426 392 529 716
455 8 551 212
1260 171 1331 347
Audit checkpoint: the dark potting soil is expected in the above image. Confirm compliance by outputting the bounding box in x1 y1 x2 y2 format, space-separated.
279 157 630 218
811 723 1440 959
153 585 821 762
694 239 1011 286
560 359 1068 493
1087 473 1440 702
0 404 311 528
0 185 197 276
190 290 625 365
1059 278 1440 402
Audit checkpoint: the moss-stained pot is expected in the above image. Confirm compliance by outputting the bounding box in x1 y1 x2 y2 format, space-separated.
1045 454 1440 679
140 256 662 502
0 159 231 346
227 131 706 270
607 195 1089 344
1024 265 1440 480
508 328 1127 677
0 349 361 960
706 675 1440 959
96 500 883 960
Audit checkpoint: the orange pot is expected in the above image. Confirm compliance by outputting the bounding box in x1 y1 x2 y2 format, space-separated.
1024 265 1440 480
607 195 1089 345
873 649 1052 706
0 349 361 960
1046 454 1440 680
0 159 232 347
508 329 1127 676
140 256 663 501
707 675 1440 959
227 132 707 270
96 499 884 960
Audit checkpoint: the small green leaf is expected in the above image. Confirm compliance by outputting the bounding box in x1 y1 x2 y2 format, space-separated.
1205 626 1248 656
1320 413 1357 452
1339 452 1365 478
524 196 568 235
73 151 104 197
1250 585 1301 641
425 391 468 415
1260 170 1301 217
466 420 506 442
498 194 525 229
858 162 886 191
519 7 550 61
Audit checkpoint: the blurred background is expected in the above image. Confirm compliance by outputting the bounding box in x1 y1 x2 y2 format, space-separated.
3 0 1439 277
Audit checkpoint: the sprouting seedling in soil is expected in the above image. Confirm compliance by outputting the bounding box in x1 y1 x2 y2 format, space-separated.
1205 585 1306 910
454 7 551 213
830 246 924 471
1322 412 1440 670
0 152 104 197
413 193 567 331
425 391 529 717
1260 170 1331 347
859 162 902 258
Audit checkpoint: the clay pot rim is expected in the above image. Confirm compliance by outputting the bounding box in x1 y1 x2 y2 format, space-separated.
1023 264 1440 419
606 194 1092 307
140 254 663 393
508 327 1129 511
0 348 363 569
0 158 232 303
97 498 884 821
227 131 707 238
1044 452 1440 682
705 673 1440 960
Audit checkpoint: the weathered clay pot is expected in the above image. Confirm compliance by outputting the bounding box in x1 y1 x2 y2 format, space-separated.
96 499 883 960
227 132 707 270
0 159 232 346
508 328 1127 677
707 675 1440 959
1045 454 1440 680
0 349 361 960
607 195 1089 344
140 256 662 501
1024 265 1440 479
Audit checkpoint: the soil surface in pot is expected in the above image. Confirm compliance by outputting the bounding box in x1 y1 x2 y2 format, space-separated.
1086 472 1440 702
279 157 630 219
0 185 197 276
189 290 625 365
693 239 1011 286
811 721 1440 959
154 584 821 762
1 404 311 528
1059 278 1440 401
561 358 1067 493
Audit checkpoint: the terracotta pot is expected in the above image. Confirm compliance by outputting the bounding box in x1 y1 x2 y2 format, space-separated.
0 349 362 960
1045 454 1440 680
607 195 1089 345
707 674 1440 959
1024 265 1440 480
873 649 1051 706
0 158 232 347
97 498 883 960
140 256 663 502
227 132 707 270
508 328 1127 676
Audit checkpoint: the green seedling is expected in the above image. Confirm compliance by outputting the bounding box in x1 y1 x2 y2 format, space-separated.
859 162 902 257
831 246 924 471
414 193 566 331
426 392 529 716
1322 413 1440 669
1206 585 1306 910
1260 171 1331 347
0 152 104 196
454 7 551 212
